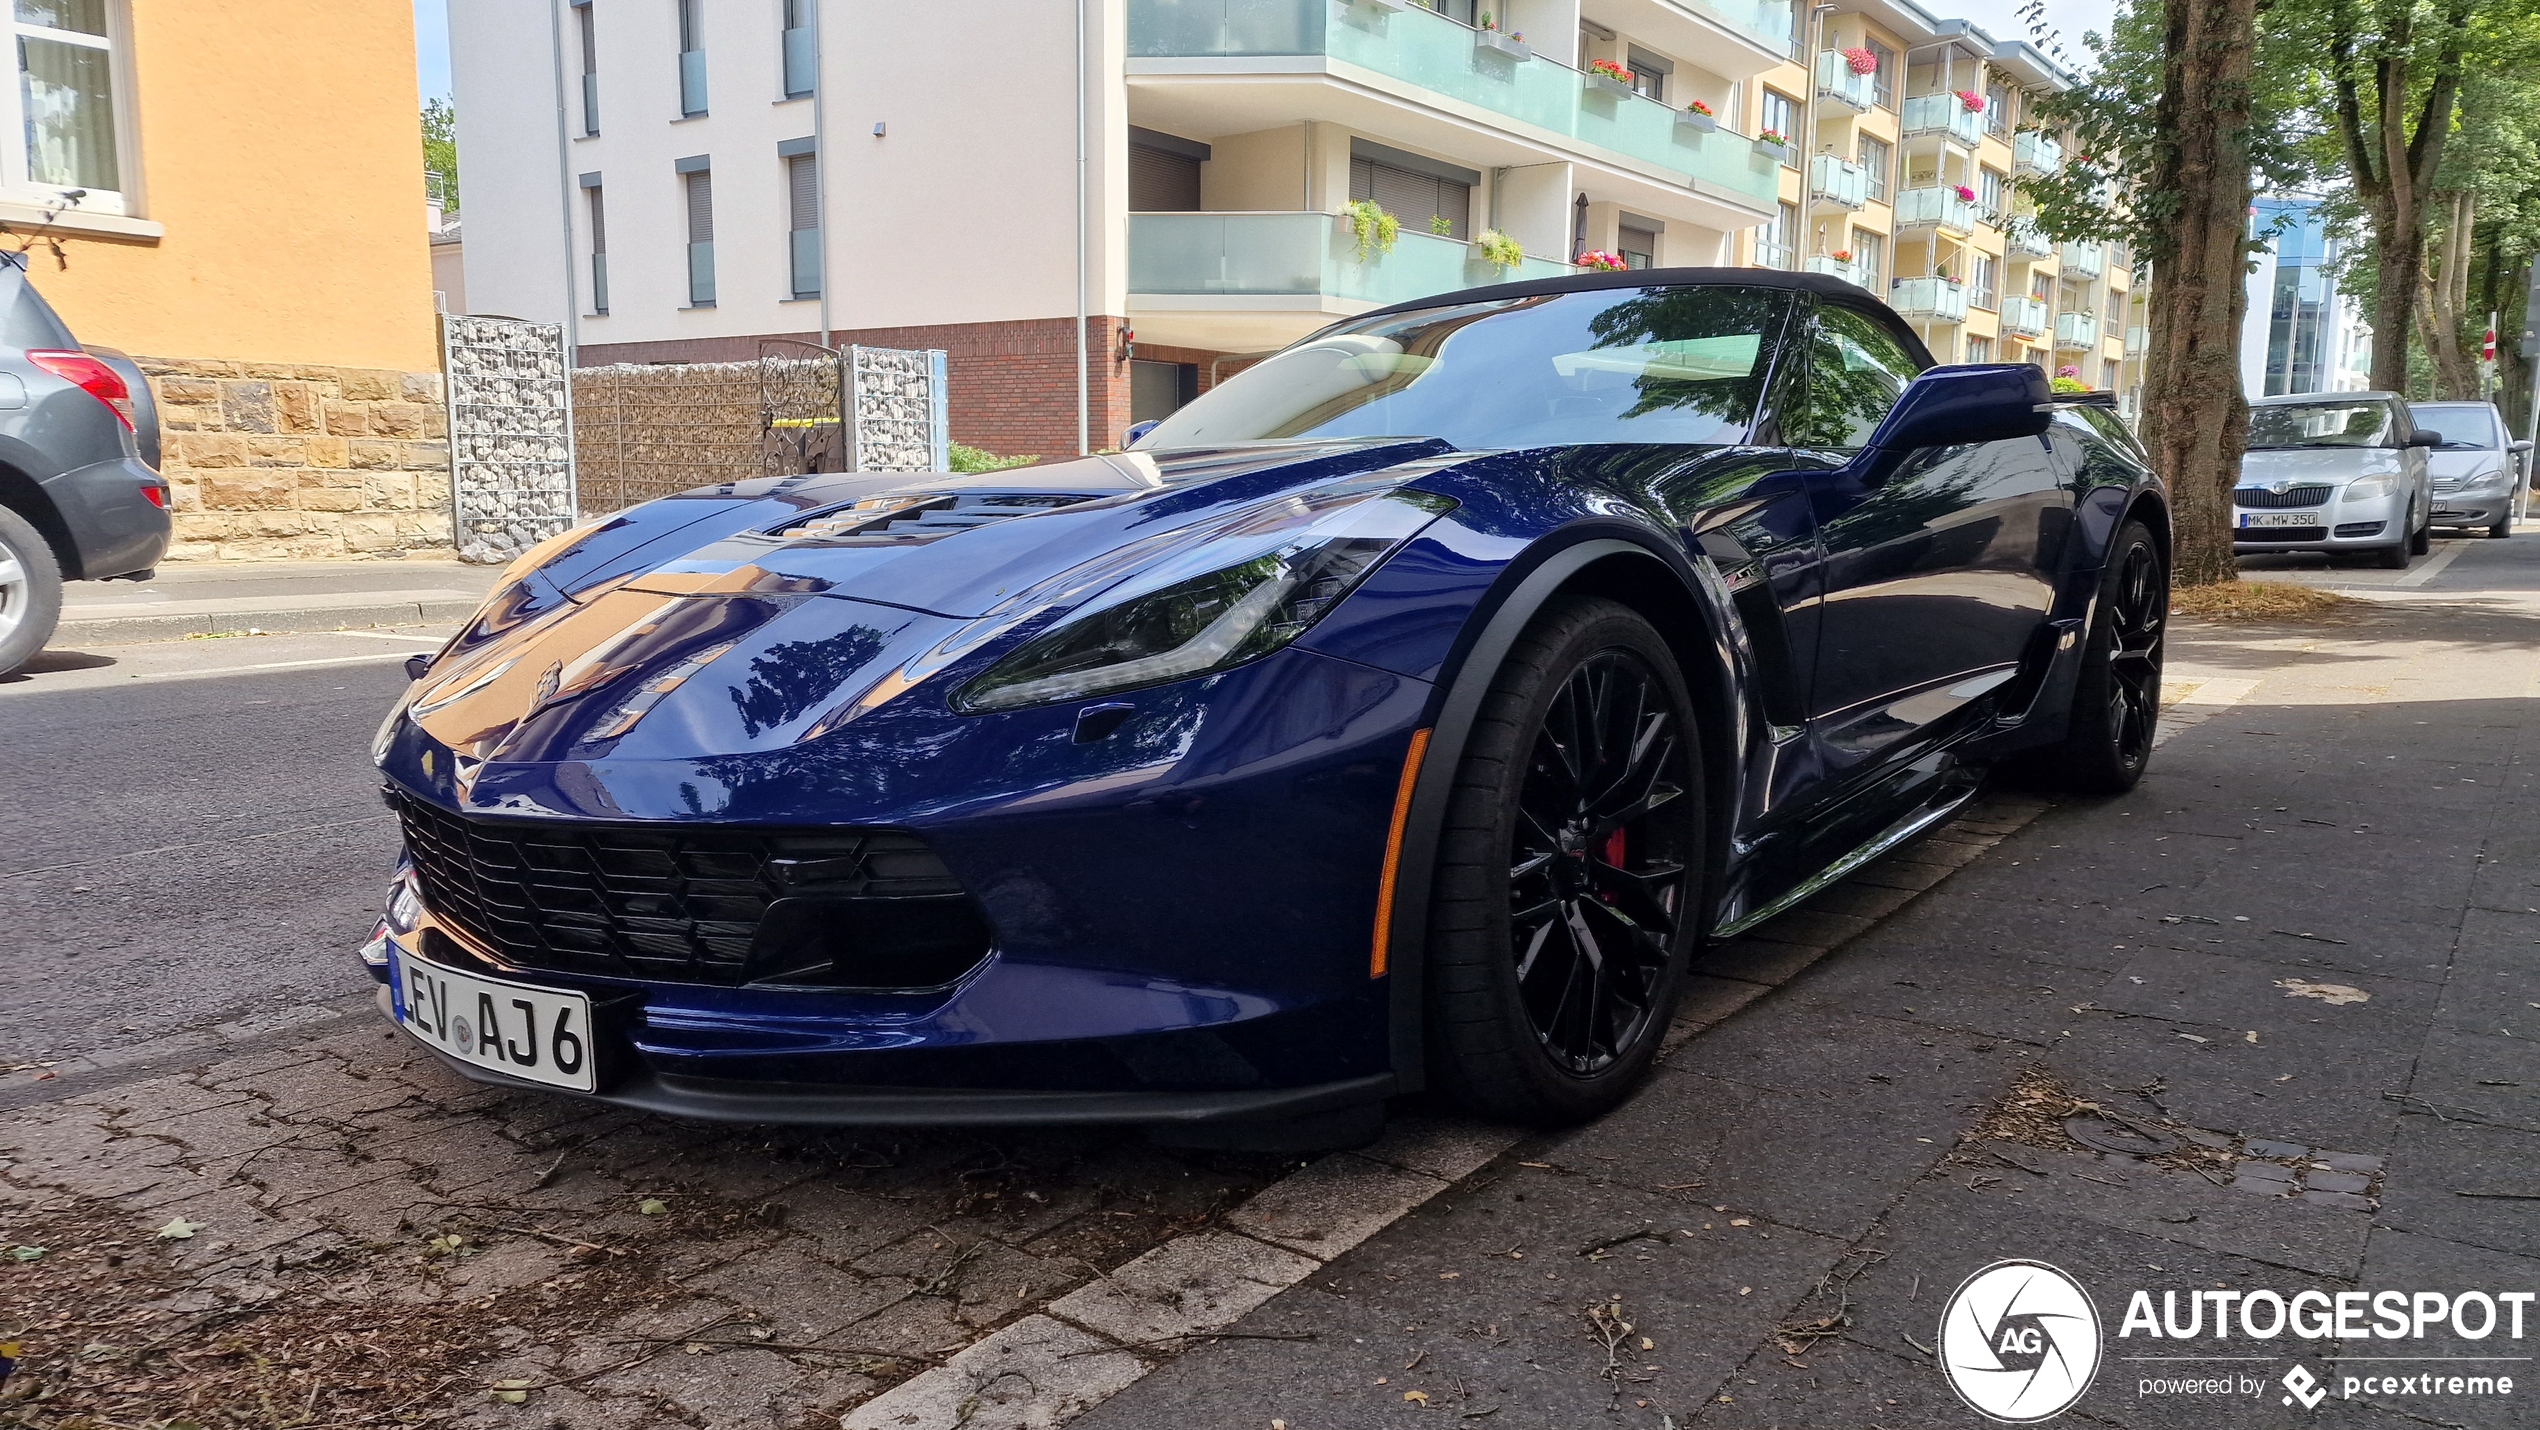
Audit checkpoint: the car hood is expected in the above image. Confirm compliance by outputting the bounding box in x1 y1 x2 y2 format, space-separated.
2237 448 2376 485
398 439 1456 763
2427 450 2507 480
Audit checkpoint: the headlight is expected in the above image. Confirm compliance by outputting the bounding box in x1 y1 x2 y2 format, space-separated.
2343 475 2399 502
953 489 1453 713
2454 468 2510 492
372 699 408 766
385 869 424 933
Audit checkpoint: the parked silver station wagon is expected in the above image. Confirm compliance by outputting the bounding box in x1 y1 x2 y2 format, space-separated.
2234 391 2436 569
2410 400 2529 539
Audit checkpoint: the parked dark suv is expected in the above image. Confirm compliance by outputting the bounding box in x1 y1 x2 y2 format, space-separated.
0 262 170 675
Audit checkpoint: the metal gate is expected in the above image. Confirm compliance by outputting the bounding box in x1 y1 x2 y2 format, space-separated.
758 338 847 477
441 313 577 563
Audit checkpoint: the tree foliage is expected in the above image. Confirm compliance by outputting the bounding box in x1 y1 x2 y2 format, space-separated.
423 98 458 213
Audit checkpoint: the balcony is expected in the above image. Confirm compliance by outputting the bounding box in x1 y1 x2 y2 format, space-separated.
1803 254 1857 284
2125 324 2147 356
2061 240 2105 278
1809 154 1868 210
1813 51 1875 113
2014 131 2061 176
1900 92 1983 148
1890 276 1969 323
2055 312 2100 350
2004 217 2055 259
1999 295 2047 337
1893 186 1975 237
1127 0 1781 219
1126 211 1572 348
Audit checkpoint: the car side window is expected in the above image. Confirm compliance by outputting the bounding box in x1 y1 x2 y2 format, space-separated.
1784 304 1924 452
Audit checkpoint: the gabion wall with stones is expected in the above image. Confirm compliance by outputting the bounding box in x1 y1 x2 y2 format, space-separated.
850 346 945 472
442 314 575 564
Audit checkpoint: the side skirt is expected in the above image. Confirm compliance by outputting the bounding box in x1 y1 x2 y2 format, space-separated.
1708 774 1984 940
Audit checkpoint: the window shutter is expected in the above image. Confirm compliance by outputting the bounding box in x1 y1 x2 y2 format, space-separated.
686 171 713 243
1350 158 1467 240
1128 144 1201 212
788 155 817 231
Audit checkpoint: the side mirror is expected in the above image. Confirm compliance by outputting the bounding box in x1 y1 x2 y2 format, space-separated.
1867 363 2052 452
1123 420 1160 448
2512 440 2534 454
2406 430 2441 448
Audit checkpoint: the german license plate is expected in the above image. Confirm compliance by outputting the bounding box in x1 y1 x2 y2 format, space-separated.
388 943 597 1092
2237 511 2316 529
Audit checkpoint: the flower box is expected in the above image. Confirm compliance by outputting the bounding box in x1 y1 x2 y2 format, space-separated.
1754 134 1795 164
1474 28 1531 60
1675 104 1718 132
1584 71 1635 98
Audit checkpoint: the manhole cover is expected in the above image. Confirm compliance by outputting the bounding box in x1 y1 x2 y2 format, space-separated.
2064 1114 2177 1158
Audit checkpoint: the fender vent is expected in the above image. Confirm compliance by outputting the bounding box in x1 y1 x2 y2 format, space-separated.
774 491 1095 544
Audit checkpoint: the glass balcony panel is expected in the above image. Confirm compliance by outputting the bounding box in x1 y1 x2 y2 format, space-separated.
1813 51 1874 111
1808 154 1867 208
1890 276 1968 322
1900 92 1982 146
1893 186 1974 235
1803 254 1856 283
2061 240 2105 278
2004 217 2055 258
1127 0 1780 209
2000 296 2048 336
2014 131 2061 174
2055 312 2099 348
1127 212 1569 308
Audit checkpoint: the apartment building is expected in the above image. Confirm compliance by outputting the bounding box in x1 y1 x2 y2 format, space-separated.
455 0 1819 459
1726 0 2135 404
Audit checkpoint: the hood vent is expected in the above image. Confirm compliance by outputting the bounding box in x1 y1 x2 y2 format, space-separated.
775 490 1098 545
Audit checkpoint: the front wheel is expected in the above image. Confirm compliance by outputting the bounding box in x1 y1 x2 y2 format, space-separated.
2410 502 2431 556
2030 520 2165 795
0 504 64 678
2375 506 2413 569
1425 596 1702 1125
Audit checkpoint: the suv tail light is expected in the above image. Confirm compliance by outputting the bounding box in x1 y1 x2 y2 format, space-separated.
27 349 135 431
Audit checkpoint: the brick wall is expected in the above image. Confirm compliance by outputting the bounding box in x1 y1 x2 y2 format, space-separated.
578 315 1136 466
149 358 454 562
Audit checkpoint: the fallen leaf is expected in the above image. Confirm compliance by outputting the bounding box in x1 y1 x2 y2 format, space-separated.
1729 1218 1751 1227
489 1378 534 1404
1641 1336 1656 1351
2245 1031 2259 1043
1439 1272 1460 1280
156 1218 201 1240
427 1233 466 1256
8 1246 42 1261
1739 1286 1753 1296
1405 1390 1431 1404
2178 1033 2209 1043
2276 979 2369 1005
637 1198 670 1215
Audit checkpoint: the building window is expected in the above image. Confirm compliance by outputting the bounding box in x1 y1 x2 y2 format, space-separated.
6 0 130 211
1754 201 1796 268
1427 0 1477 22
786 153 819 299
1970 252 1997 310
683 166 714 305
1619 220 1658 268
1761 89 1800 166
1131 360 1197 423
1978 166 2006 223
677 0 707 116
1858 134 1890 203
574 0 598 135
1626 48 1669 104
1129 135 1203 211
1350 155 1469 240
1853 230 1884 290
1967 334 1991 361
2102 358 2119 390
781 0 814 99
583 179 607 314
1868 40 1897 109
1985 81 2010 135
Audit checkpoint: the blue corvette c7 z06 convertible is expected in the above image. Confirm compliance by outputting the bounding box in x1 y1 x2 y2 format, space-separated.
363 269 2168 1144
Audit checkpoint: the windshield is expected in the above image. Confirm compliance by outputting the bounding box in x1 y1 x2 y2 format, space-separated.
2409 403 2503 449
1135 285 1791 451
2248 401 2395 449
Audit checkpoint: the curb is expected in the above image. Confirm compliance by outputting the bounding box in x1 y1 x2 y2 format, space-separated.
56 596 482 646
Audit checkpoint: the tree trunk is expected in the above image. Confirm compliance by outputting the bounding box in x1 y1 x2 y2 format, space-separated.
2137 0 2261 587
2501 253 2535 442
2419 190 2477 399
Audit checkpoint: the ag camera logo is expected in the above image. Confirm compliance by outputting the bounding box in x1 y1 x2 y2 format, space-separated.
1939 1259 2104 1422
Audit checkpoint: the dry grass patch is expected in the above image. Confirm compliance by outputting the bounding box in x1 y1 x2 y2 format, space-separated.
2170 580 2353 622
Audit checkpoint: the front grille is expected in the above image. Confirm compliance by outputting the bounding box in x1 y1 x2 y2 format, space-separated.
2235 526 2327 542
2234 485 2334 509
393 792 992 989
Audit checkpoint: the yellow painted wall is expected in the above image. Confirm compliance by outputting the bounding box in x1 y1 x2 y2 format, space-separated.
33 0 438 372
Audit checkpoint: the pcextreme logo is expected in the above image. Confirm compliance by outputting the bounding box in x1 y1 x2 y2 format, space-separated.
1939 1260 2104 1423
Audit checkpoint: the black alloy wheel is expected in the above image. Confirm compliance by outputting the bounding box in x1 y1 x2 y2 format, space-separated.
1426 596 1702 1123
2024 518 2165 795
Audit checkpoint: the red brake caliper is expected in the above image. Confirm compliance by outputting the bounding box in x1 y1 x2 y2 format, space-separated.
1598 828 1627 901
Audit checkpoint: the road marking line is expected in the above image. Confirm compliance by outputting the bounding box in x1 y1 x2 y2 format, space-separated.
319 629 451 643
125 650 417 681
2395 543 2468 587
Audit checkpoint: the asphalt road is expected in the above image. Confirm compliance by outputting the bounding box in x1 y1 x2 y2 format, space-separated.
0 631 441 1066
2241 517 2540 592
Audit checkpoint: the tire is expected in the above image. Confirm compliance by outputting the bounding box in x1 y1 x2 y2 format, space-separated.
2490 513 2513 539
2031 520 2165 795
1425 596 1703 1125
2410 502 2431 556
2375 506 2412 569
0 504 63 678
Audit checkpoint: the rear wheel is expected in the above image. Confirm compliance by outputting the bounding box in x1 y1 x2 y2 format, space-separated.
0 504 63 678
1426 597 1702 1124
2030 520 2165 795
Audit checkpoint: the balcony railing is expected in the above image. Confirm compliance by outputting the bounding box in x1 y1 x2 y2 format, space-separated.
2014 131 2061 175
1128 0 1781 210
1893 186 1975 236
1813 51 1874 112
1126 211 1571 308
1999 295 2048 337
1890 276 1969 323
2061 240 2105 278
1803 254 1857 284
2004 217 2055 259
1752 238 1793 270
2055 312 2099 349
2124 324 2147 356
1900 92 1982 147
1809 154 1868 209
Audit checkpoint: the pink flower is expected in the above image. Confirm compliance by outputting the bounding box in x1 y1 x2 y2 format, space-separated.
2057 364 2080 378
1953 183 1976 202
1687 99 1713 116
1956 89 1985 112
1575 249 1629 271
1841 46 1878 76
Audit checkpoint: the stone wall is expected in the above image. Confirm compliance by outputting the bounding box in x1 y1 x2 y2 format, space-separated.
147 357 455 562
